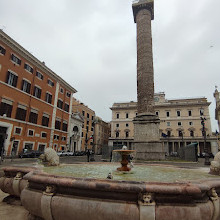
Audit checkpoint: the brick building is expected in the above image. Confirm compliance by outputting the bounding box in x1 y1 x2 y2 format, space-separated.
72 98 95 151
0 30 76 156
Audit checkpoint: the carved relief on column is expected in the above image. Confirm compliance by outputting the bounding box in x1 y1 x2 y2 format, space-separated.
136 9 154 115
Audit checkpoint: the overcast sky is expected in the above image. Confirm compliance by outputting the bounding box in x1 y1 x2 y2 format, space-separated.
0 0 220 131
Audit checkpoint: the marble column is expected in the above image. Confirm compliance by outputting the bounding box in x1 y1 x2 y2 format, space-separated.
132 0 165 160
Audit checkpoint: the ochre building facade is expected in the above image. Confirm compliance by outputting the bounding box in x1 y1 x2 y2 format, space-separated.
109 92 218 155
72 98 95 152
0 30 76 156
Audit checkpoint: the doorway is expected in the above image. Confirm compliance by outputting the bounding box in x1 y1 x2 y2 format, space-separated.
0 126 7 156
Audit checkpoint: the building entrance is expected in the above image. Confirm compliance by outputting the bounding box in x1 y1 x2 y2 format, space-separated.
0 126 7 157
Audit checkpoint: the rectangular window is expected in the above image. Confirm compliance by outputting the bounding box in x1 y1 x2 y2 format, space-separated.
0 45 6 55
82 111 85 116
177 111 181 117
15 107 27 121
11 54 21 65
60 87 64 93
14 127 22 135
126 113 129 118
42 114 49 127
55 120 61 130
66 92 71 98
155 111 159 116
21 80 31 94
47 79 54 87
45 93 52 104
166 111 170 117
36 71 44 80
116 113 119 119
24 63 33 73
33 86 41 99
54 135 59 140
0 102 13 117
81 132 84 137
6 71 18 87
38 144 46 152
178 122 182 126
24 143 33 151
167 122 170 126
41 132 47 138
188 110 192 116
189 121 193 126
57 99 63 109
61 136 66 141
87 113 90 118
126 123 129 127
116 124 119 128
64 103 69 112
28 129 34 137
29 111 38 124
62 121 68 132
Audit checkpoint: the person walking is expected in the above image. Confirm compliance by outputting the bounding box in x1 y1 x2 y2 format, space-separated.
86 149 90 162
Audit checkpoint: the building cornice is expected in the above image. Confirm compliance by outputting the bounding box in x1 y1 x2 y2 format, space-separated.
0 30 77 93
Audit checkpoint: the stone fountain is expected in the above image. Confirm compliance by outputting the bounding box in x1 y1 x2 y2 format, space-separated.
1 1 220 220
113 146 135 172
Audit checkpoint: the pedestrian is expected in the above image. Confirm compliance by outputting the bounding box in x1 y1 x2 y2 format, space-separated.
110 151 112 162
86 149 90 162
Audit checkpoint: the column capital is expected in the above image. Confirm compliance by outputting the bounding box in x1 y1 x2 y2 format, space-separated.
132 0 154 23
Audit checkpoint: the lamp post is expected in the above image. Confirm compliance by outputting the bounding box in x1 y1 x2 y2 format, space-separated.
200 109 210 165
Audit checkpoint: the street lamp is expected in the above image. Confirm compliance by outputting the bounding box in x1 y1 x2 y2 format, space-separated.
200 109 210 165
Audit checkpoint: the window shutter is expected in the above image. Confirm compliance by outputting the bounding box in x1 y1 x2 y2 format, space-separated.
38 89 41 99
27 82 31 94
11 54 14 60
49 94 52 104
21 80 24 90
33 87 36 96
6 71 10 83
24 64 27 69
41 75 44 80
13 75 18 87
18 59 21 65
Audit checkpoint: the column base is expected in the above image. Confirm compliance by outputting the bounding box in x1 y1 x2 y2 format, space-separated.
133 114 165 160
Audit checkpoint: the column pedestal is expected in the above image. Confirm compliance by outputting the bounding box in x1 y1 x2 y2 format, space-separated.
133 114 165 160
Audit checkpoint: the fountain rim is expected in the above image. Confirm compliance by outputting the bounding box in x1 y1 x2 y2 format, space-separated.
21 167 220 196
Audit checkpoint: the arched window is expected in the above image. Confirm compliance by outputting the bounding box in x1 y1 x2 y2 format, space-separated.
125 131 129 138
190 130 194 137
178 131 183 137
167 131 171 137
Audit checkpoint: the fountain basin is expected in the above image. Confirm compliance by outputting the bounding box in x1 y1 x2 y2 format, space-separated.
0 166 36 197
18 163 220 220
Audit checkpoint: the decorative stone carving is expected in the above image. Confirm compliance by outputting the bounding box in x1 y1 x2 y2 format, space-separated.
14 172 23 180
39 148 59 166
210 152 220 175
138 193 155 206
43 185 56 196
